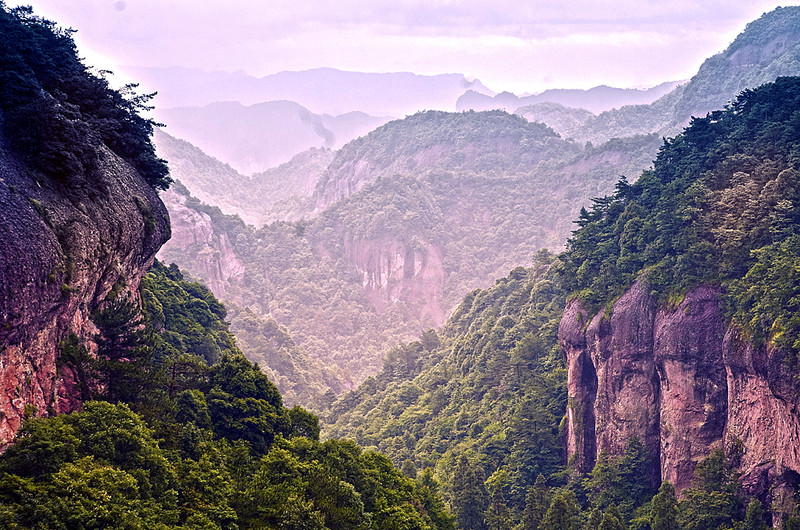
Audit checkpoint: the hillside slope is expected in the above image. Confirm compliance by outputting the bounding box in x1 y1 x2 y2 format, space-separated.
154 129 333 226
328 77 800 529
160 111 659 401
0 5 170 445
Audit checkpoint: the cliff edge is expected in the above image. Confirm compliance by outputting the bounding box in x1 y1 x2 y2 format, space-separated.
0 137 169 445
560 282 800 514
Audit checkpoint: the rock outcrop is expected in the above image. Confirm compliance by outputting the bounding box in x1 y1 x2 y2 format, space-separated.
158 189 244 296
560 281 800 518
0 141 169 446
344 236 445 327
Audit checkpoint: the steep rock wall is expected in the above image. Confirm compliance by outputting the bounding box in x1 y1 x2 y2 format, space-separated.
0 142 169 446
158 189 245 296
560 282 800 508
343 236 445 327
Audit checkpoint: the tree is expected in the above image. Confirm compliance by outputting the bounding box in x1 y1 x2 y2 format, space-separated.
522 475 549 530
599 510 626 530
452 456 488 530
539 491 578 530
743 498 769 530
650 481 678 530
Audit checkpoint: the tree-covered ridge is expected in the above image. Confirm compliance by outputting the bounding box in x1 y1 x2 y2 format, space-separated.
0 3 169 189
323 109 571 175
0 262 453 529
161 119 660 399
562 76 800 353
326 252 784 529
326 252 568 527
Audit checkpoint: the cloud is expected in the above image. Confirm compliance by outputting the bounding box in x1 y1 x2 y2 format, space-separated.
8 0 799 93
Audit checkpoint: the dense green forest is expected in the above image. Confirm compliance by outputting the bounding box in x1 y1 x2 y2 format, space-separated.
0 7 452 528
328 79 800 529
161 113 660 405
562 76 800 355
0 3 169 190
0 262 454 529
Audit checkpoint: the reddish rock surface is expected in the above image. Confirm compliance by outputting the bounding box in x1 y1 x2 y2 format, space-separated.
158 189 245 296
0 142 169 446
560 282 800 518
344 236 446 327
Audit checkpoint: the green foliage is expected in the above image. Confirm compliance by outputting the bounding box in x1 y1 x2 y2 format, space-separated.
0 261 452 529
162 112 660 406
676 450 744 530
584 438 655 522
452 456 488 530
540 490 579 530
650 482 678 530
0 4 169 189
327 261 567 528
562 77 800 358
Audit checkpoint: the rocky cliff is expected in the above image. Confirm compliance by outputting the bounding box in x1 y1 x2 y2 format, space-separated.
159 188 244 296
343 236 446 327
560 281 800 515
0 140 169 446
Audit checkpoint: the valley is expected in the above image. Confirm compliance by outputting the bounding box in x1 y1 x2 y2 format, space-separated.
1 2 800 529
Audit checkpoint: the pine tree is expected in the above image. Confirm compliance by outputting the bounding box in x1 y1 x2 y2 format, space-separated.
452 455 488 530
650 481 678 530
522 475 549 530
540 491 578 530
743 499 769 530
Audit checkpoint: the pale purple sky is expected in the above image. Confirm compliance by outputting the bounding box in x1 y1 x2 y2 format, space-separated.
8 0 800 93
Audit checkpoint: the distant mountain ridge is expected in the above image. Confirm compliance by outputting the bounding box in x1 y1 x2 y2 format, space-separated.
457 80 683 114
153 129 332 226
130 66 494 116
547 5 800 144
157 100 389 174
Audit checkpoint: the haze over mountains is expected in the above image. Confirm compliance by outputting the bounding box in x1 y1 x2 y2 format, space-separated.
6 3 800 529
146 68 687 175
154 5 800 411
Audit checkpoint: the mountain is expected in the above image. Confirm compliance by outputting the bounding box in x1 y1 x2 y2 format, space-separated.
130 66 494 116
329 77 800 529
456 80 682 114
0 5 170 445
153 129 333 226
0 8 455 529
563 5 800 144
159 110 661 403
156 100 389 174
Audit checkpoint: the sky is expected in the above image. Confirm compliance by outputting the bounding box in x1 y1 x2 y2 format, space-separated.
7 0 800 94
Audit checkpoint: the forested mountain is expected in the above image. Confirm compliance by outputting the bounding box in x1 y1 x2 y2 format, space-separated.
0 7 454 528
154 129 333 226
156 100 389 174
456 80 682 114
0 260 454 529
160 111 661 405
156 7 800 409
329 77 800 529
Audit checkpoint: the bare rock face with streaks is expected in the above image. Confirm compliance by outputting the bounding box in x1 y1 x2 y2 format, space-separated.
158 189 244 296
0 142 169 446
560 281 800 508
344 236 445 327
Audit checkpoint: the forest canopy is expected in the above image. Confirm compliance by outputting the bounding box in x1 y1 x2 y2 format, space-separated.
0 3 170 189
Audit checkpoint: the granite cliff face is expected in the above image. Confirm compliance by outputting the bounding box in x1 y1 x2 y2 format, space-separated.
344 236 446 327
159 189 244 296
0 141 169 446
560 282 800 513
